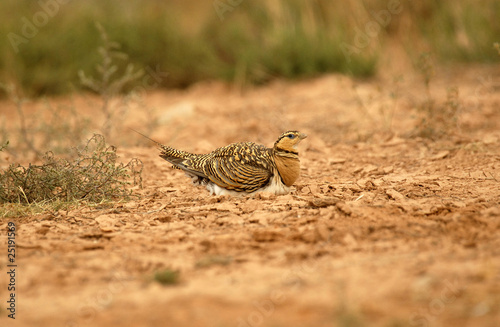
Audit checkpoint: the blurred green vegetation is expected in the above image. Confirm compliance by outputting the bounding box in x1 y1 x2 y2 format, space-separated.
0 0 498 96
410 0 500 62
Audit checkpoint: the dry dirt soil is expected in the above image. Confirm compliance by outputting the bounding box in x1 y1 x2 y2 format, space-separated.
1 65 500 327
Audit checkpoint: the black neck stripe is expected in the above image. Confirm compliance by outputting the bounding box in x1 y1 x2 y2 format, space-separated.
276 147 298 155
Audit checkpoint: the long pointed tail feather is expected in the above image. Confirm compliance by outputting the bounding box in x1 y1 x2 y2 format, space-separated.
130 128 206 178
129 128 193 159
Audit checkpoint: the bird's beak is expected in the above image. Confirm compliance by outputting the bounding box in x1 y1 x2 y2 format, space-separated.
299 133 307 140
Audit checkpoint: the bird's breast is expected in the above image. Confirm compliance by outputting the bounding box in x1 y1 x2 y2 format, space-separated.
273 155 300 187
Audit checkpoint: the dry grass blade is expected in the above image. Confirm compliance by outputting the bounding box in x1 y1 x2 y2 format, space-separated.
0 134 142 206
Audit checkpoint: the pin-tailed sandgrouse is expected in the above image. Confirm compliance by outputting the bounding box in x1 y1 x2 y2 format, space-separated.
140 131 307 195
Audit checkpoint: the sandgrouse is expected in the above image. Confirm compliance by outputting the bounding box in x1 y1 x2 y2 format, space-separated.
143 131 307 196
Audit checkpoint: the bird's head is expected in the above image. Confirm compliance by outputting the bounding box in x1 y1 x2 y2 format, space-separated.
273 130 307 153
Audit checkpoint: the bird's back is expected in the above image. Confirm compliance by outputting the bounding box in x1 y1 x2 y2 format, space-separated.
204 142 274 192
160 141 275 193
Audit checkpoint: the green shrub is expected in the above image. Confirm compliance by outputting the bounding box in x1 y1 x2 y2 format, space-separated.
1 0 498 96
0 134 142 205
409 0 500 62
0 0 377 96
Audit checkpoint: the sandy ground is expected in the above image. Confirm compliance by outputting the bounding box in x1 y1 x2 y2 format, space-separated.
1 64 500 327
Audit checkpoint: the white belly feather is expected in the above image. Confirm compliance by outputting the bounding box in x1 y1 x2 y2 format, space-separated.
205 175 290 196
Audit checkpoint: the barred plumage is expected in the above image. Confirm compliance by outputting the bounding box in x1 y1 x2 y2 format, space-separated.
138 130 307 195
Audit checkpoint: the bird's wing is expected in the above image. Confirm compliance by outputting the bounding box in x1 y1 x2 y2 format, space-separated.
202 142 273 193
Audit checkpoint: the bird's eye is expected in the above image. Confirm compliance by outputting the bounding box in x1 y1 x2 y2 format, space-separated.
287 134 295 139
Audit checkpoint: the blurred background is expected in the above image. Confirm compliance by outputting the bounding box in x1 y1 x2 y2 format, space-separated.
1 0 499 97
0 0 499 163
1 4 499 326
